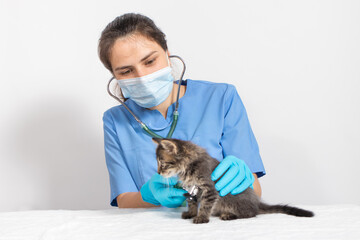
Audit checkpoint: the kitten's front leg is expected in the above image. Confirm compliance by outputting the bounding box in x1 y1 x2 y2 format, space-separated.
193 188 218 224
181 200 198 219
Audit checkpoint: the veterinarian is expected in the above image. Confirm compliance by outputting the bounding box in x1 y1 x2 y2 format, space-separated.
99 13 266 208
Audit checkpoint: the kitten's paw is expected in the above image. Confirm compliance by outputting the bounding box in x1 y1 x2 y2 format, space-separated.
182 211 196 219
193 216 209 224
220 213 238 221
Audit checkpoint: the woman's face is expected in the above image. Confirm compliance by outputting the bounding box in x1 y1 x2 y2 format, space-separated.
110 34 169 80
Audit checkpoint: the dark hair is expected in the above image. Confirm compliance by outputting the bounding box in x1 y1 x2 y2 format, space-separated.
98 13 168 73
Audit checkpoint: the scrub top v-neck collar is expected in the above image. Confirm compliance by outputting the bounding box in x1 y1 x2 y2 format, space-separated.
123 80 191 132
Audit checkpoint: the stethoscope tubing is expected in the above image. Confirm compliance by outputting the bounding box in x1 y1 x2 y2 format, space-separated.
106 55 186 138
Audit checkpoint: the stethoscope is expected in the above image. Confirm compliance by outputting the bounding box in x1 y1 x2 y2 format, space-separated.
107 55 186 139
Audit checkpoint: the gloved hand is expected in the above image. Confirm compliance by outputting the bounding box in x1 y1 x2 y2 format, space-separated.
140 173 187 208
211 155 255 197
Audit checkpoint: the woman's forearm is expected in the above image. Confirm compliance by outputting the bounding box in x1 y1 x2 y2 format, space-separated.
252 173 262 198
117 192 159 208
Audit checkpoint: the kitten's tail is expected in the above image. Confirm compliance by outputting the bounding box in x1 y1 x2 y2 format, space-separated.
258 202 314 217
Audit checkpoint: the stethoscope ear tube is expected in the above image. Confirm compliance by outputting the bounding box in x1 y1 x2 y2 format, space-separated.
169 55 186 111
107 77 143 125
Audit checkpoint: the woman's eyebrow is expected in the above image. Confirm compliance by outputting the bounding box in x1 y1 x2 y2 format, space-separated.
140 51 157 62
114 51 158 72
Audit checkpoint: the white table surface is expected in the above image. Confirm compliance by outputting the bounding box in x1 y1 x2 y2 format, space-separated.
0 204 359 240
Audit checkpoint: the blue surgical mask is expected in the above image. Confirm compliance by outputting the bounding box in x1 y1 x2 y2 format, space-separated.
117 65 174 108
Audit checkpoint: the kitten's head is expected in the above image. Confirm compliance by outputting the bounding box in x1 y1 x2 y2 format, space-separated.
152 138 203 178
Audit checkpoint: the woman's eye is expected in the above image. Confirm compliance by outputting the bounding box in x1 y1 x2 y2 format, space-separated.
145 58 156 65
120 69 131 75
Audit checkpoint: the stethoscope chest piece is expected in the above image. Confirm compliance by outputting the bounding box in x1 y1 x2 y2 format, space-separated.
183 185 200 202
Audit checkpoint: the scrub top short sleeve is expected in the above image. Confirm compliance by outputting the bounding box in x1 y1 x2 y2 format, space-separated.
103 111 138 206
220 84 266 178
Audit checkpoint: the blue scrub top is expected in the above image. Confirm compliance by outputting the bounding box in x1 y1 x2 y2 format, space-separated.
103 79 266 206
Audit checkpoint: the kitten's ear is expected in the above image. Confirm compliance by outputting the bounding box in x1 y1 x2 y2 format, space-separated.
152 138 162 145
159 139 178 154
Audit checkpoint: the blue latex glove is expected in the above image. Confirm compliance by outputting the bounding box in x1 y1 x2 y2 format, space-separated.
211 155 255 197
140 173 187 208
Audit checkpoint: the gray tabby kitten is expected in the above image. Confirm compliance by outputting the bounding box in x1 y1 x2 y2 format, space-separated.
153 138 314 224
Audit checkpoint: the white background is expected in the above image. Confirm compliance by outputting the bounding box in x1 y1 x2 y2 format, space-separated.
0 0 359 212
